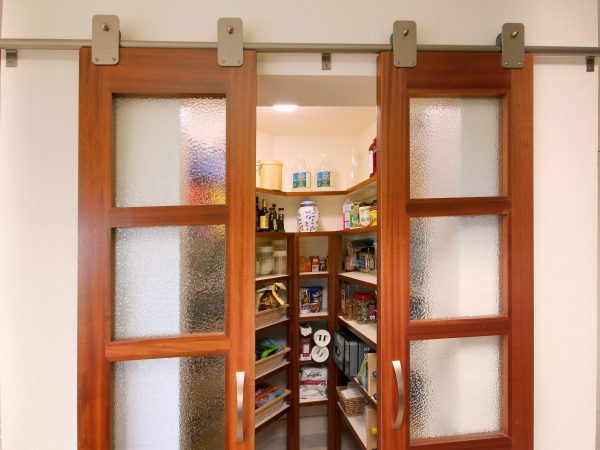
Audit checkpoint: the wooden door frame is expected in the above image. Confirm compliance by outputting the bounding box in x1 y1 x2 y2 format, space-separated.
78 47 256 449
377 51 533 450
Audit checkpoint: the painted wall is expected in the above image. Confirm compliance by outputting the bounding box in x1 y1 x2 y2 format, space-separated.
0 1 598 450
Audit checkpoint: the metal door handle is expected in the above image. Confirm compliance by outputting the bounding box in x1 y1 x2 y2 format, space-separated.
236 371 245 443
392 360 404 429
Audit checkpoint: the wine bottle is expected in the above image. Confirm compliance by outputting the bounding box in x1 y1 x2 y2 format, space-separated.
259 199 269 231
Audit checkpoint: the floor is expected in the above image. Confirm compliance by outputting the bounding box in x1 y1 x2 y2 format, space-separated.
256 432 361 450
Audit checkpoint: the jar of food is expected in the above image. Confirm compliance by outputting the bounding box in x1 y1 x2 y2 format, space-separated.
369 201 377 226
359 204 371 227
273 250 287 275
256 245 274 276
353 293 375 323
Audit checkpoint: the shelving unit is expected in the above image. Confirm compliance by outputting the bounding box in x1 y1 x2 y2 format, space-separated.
255 175 379 449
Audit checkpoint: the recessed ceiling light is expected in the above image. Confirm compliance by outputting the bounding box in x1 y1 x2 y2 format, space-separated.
273 104 299 112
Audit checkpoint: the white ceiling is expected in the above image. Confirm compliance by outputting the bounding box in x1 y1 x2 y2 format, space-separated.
257 106 376 136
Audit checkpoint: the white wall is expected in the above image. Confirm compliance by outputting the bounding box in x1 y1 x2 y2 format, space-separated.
0 2 598 450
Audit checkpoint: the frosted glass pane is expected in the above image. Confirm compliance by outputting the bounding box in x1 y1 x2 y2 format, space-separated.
114 225 226 339
410 336 502 440
113 355 225 450
410 97 501 199
410 215 500 320
114 97 226 207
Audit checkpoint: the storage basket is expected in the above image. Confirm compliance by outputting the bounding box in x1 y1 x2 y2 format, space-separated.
256 304 288 329
255 389 291 425
255 347 291 378
337 386 365 417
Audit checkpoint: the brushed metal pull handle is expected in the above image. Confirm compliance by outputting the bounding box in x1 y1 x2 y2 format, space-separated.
236 371 245 443
392 360 405 429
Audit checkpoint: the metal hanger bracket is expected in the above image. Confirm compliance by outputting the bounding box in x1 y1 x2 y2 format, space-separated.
92 15 120 65
499 23 525 68
392 20 417 68
5 49 17 67
218 18 244 66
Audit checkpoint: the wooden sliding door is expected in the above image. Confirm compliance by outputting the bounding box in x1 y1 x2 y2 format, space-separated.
78 48 256 449
378 52 533 449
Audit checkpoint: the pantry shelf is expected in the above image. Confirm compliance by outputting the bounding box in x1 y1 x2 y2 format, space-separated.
352 376 377 408
342 225 378 235
299 271 329 278
255 317 290 332
257 176 377 199
299 312 329 322
256 231 296 238
255 404 291 432
299 398 329 407
255 274 290 283
338 272 377 290
338 316 377 348
337 404 369 450
255 361 291 383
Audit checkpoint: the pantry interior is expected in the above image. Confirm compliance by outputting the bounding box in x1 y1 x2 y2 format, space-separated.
253 55 380 450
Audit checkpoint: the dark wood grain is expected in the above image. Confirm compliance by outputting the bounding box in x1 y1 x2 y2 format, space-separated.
406 316 511 340
411 433 511 449
407 197 511 217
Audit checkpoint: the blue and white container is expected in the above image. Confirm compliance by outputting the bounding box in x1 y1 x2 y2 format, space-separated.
297 200 320 232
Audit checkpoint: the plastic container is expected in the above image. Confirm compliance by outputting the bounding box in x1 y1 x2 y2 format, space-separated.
353 293 375 323
257 160 283 190
315 154 335 189
359 204 371 227
292 155 312 190
273 250 287 275
297 200 320 232
257 246 274 276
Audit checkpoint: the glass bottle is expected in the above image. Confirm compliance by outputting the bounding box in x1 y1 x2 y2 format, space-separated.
259 199 269 231
277 208 285 232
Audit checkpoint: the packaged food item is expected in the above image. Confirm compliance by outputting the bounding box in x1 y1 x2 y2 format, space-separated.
300 324 313 361
255 283 286 312
255 383 286 408
342 198 353 230
340 283 354 319
308 286 323 313
311 256 320 272
299 367 328 400
299 288 311 314
369 201 377 226
359 204 371 227
319 257 327 272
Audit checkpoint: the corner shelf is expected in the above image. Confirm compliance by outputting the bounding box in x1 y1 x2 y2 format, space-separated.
337 404 369 450
342 225 378 235
338 272 377 290
255 404 291 431
352 376 377 408
338 316 377 348
299 312 329 322
257 176 377 198
299 271 329 278
299 398 329 407
255 361 291 383
256 317 290 333
255 274 290 284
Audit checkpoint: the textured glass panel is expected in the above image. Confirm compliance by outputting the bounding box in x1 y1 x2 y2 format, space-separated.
113 355 225 450
410 336 502 440
114 96 226 207
114 225 226 339
410 215 500 320
410 97 501 199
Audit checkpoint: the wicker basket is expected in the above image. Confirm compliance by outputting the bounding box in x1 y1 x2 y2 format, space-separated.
337 386 365 417
255 347 291 378
256 304 288 329
255 389 291 425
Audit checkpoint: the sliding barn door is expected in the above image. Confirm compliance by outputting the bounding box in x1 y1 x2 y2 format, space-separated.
378 52 533 449
78 48 256 449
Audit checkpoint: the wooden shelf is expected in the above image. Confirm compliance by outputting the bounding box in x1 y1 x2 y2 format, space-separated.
296 231 338 237
255 274 290 284
255 404 290 431
338 403 369 450
352 376 377 408
338 316 377 348
256 231 295 238
255 361 291 383
256 317 290 333
257 176 376 198
299 398 328 407
299 359 327 366
299 271 329 278
342 225 378 235
338 272 377 290
299 312 329 322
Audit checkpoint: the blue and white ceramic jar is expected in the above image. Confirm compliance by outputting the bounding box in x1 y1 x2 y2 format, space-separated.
297 200 320 232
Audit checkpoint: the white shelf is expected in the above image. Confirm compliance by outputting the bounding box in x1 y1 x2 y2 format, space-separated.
255 360 290 379
339 271 377 286
338 316 377 347
255 316 289 332
338 404 368 449
254 404 290 429
299 271 329 277
299 312 329 319
255 273 289 282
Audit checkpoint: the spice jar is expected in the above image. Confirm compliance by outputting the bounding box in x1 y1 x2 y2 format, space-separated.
353 293 375 323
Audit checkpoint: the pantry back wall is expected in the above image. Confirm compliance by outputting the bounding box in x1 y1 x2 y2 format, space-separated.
0 1 597 449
